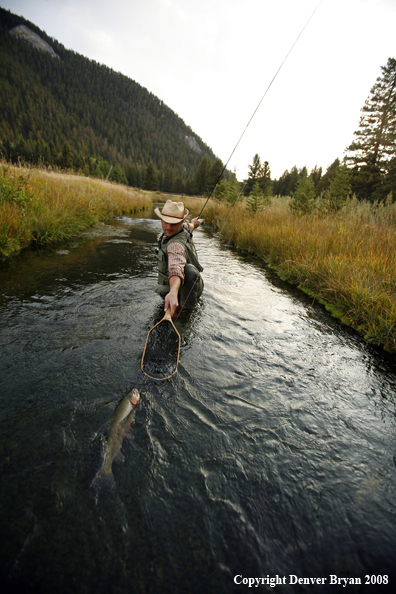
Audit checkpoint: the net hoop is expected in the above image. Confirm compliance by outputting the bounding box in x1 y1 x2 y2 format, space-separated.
141 308 181 380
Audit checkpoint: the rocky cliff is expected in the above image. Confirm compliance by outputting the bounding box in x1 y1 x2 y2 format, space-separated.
9 24 59 59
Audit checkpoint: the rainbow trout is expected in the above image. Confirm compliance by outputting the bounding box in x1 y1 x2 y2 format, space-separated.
92 388 140 488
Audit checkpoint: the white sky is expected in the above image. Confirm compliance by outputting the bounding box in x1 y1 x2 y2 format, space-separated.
1 0 395 179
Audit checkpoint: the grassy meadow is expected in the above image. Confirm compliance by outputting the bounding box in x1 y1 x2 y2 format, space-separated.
1 164 395 353
199 196 396 353
0 163 152 258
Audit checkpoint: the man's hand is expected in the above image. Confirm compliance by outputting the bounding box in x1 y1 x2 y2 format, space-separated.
187 217 202 233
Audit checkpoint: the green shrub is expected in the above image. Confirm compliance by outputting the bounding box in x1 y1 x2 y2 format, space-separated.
246 181 271 213
0 167 35 208
290 172 315 214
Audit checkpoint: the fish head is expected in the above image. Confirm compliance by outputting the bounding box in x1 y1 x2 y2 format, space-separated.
129 388 141 407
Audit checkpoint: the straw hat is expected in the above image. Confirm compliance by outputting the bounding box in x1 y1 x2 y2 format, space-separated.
155 200 189 224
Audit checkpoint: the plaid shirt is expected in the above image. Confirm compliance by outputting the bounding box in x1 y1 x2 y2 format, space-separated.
167 241 187 283
161 221 193 283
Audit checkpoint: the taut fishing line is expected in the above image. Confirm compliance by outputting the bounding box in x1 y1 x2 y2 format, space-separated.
198 0 324 218
144 0 324 373
170 0 324 319
170 0 324 325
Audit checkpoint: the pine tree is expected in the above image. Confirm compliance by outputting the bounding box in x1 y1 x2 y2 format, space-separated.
314 159 340 196
14 138 27 163
194 156 212 195
273 169 289 196
258 160 272 196
94 163 104 179
173 175 185 194
285 166 300 196
350 163 382 201
244 154 272 196
208 158 224 194
246 182 267 213
184 177 194 195
273 165 301 196
381 160 396 199
144 162 158 191
244 154 262 195
345 57 396 198
290 171 316 215
213 170 240 203
110 165 128 185
321 163 351 212
224 171 240 204
310 165 322 188
48 140 58 165
163 167 175 193
213 178 227 200
61 141 73 169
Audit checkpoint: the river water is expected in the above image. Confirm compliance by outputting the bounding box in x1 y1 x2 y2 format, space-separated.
1 209 396 594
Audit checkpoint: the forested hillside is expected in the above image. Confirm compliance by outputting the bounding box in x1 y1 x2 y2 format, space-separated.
0 7 218 192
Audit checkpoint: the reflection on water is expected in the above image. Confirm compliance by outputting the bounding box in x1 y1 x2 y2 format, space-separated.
1 211 396 593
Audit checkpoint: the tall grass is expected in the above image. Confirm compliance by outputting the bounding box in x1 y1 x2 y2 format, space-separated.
202 196 396 353
0 163 151 258
2 166 395 352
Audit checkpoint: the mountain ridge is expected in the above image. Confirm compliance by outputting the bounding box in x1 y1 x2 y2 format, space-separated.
0 7 218 190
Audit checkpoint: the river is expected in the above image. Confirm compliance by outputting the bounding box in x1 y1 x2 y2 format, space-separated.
1 209 395 594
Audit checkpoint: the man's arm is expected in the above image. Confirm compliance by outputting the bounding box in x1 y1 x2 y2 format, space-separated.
165 242 186 316
164 219 201 315
165 275 181 316
186 217 201 233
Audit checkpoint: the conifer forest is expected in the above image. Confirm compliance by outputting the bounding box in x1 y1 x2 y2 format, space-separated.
1 6 396 201
0 7 219 194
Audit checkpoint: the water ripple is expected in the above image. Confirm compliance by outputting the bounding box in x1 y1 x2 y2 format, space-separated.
1 216 396 592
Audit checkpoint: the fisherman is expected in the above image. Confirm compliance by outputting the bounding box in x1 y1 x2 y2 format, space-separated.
155 199 204 317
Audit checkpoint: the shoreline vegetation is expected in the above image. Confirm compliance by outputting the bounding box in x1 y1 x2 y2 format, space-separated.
0 163 152 258
1 164 395 354
194 198 396 355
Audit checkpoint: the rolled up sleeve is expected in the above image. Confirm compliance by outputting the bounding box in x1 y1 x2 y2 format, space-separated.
167 242 187 283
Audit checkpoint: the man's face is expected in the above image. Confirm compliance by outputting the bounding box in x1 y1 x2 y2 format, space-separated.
162 219 183 237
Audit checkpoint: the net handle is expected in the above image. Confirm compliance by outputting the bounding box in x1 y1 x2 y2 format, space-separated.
141 307 181 380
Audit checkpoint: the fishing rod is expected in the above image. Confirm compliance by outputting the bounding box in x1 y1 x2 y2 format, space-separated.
198 0 324 219
155 0 324 330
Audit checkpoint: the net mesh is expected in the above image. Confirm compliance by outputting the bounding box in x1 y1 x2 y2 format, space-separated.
141 319 180 380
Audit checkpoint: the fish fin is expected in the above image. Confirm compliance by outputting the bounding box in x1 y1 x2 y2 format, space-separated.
98 421 110 435
91 470 116 491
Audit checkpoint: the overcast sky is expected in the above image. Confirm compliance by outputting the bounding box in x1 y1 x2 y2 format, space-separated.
2 0 396 179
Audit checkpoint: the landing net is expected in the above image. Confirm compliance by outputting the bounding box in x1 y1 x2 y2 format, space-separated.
141 311 180 380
